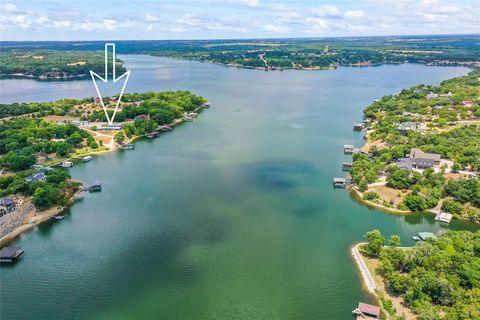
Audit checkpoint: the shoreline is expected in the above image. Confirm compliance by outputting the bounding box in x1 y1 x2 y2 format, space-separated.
351 242 417 319
0 189 83 247
1 105 207 247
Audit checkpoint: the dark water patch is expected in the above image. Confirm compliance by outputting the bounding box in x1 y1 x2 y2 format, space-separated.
245 159 315 191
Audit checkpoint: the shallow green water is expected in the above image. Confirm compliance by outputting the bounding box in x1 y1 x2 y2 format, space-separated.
0 57 477 320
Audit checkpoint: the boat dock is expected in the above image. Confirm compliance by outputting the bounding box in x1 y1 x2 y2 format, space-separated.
333 177 347 188
435 212 453 224
344 144 355 154
342 162 353 171
0 246 24 263
85 182 102 193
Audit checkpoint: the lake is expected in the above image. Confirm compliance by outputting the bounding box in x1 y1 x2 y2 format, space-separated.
0 56 476 319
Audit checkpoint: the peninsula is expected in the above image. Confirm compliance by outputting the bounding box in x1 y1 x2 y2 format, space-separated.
348 69 480 223
0 90 208 245
354 229 480 320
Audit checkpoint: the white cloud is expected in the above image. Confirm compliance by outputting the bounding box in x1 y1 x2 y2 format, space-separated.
305 17 329 32
0 3 17 13
263 24 290 33
311 5 341 18
145 13 160 22
344 10 364 19
78 19 117 31
226 0 262 8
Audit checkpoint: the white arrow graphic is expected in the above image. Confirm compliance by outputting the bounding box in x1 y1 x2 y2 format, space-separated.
90 43 131 125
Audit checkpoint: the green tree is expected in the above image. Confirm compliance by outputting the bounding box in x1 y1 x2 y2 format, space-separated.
389 235 401 246
364 230 385 257
32 185 60 210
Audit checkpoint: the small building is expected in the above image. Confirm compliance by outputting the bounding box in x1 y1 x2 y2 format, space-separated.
342 162 353 171
202 102 210 108
344 144 355 154
0 197 15 215
462 100 473 107
426 92 439 100
134 114 150 120
435 212 453 224
0 247 24 263
402 112 421 117
60 161 74 168
396 121 419 135
352 302 380 319
25 172 47 183
418 232 437 241
333 178 346 188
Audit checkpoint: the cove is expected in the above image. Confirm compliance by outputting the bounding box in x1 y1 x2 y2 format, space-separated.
0 56 477 320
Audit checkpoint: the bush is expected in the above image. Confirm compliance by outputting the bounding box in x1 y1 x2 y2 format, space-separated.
363 191 379 201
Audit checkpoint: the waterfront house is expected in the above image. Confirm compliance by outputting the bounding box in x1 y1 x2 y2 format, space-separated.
25 172 47 183
0 247 24 263
333 178 346 188
395 158 413 170
344 144 355 154
202 102 210 108
0 197 15 215
409 148 441 165
396 121 419 135
352 302 380 319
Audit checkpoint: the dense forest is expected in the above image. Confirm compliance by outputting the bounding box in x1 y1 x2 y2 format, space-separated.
0 50 125 79
352 69 480 221
362 230 480 320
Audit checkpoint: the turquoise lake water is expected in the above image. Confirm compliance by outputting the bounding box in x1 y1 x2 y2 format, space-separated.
0 56 477 319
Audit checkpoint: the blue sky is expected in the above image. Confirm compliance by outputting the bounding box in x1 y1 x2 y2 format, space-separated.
1 0 479 41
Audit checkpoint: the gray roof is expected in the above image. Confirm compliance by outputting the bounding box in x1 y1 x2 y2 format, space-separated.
410 148 441 162
395 158 413 170
0 247 22 258
0 197 14 206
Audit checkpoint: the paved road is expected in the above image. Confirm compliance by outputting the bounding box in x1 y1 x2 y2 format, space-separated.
351 243 377 295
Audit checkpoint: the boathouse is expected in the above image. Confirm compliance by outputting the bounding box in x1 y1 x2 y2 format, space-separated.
0 247 24 263
342 162 353 171
343 144 355 154
353 302 380 319
333 178 346 188
435 212 453 224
